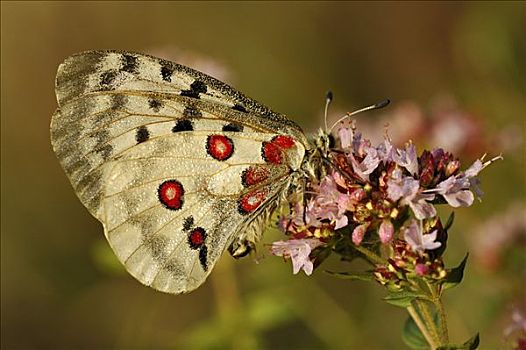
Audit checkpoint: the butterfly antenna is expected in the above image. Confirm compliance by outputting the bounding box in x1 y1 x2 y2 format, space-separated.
329 99 390 133
323 91 334 132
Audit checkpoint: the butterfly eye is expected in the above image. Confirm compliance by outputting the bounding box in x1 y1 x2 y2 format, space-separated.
328 134 336 149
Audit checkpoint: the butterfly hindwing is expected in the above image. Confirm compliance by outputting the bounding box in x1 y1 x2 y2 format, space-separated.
51 50 308 293
101 135 296 293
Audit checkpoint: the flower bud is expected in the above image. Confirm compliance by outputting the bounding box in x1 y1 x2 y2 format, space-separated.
446 159 460 177
415 263 429 276
379 220 394 244
352 224 368 245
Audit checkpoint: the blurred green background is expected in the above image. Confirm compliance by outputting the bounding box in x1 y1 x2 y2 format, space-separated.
1 2 525 349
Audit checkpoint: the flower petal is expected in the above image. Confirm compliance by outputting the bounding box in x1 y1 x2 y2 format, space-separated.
379 220 394 244
352 224 368 245
270 239 323 275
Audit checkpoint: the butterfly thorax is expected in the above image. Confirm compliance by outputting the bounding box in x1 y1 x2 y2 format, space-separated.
301 129 333 184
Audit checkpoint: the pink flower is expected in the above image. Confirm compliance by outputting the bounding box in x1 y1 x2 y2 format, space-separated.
348 146 380 182
415 263 430 276
393 142 419 175
338 127 353 149
504 308 526 337
379 220 394 244
352 223 369 245
377 136 399 164
310 176 350 229
279 202 320 231
387 169 437 219
271 238 324 275
332 170 348 188
429 155 502 207
434 176 475 207
404 220 441 254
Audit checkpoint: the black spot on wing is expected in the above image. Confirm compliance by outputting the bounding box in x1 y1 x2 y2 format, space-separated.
199 246 208 271
136 126 150 144
100 71 117 87
94 129 110 145
180 80 207 99
222 123 244 132
97 144 113 160
160 62 174 82
121 54 138 74
111 94 128 110
148 98 163 112
232 104 247 113
172 119 194 132
183 105 202 118
183 216 194 231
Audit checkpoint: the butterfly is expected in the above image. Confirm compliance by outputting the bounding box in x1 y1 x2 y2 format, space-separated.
50 50 334 294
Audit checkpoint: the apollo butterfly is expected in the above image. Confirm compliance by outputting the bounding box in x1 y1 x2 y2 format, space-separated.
50 50 341 294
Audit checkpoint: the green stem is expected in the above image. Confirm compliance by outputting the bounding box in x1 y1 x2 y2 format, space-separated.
426 281 449 345
436 297 449 344
352 244 385 265
407 304 437 349
413 299 441 349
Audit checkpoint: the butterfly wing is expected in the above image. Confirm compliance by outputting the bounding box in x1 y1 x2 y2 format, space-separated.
51 51 307 293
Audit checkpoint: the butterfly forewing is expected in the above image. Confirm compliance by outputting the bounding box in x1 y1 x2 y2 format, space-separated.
51 50 308 293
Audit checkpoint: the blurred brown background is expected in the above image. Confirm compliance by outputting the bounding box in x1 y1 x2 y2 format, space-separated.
1 2 525 349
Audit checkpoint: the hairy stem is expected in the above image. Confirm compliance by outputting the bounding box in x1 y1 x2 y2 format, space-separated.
426 281 449 345
407 304 438 349
414 299 442 348
436 297 449 344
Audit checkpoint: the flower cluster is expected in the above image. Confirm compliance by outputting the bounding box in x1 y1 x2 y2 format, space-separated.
374 220 447 290
271 121 500 277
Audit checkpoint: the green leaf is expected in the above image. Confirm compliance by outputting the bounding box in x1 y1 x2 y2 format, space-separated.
463 333 480 350
444 212 455 231
436 332 480 350
443 253 469 290
402 315 429 349
324 270 373 282
383 290 424 308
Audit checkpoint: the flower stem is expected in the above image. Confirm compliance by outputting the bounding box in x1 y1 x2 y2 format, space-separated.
352 244 385 265
407 304 438 349
436 297 449 344
418 299 439 339
426 281 449 345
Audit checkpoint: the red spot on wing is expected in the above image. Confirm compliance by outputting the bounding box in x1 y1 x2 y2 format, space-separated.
242 166 270 187
207 134 234 161
188 227 206 249
272 135 295 149
238 189 269 215
261 135 296 164
262 141 282 164
158 180 184 210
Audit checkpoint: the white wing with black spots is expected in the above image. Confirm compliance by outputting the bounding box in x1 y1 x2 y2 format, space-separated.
50 51 309 293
